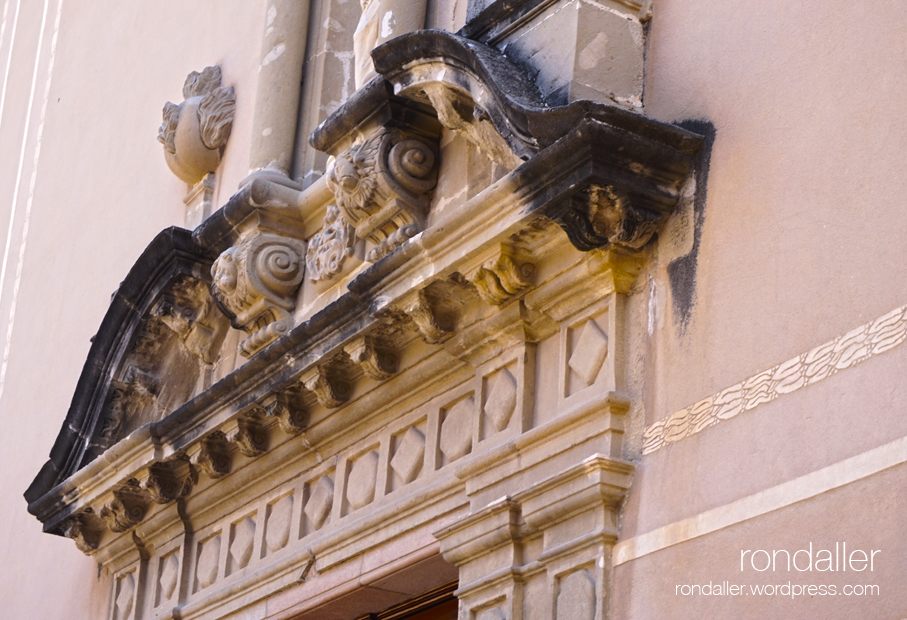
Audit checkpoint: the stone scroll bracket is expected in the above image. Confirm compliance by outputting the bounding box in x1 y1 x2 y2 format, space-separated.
371 30 703 259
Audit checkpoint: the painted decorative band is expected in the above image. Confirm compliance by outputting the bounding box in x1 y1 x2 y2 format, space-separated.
643 304 907 454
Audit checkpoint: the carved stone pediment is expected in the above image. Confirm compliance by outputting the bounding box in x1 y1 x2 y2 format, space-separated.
25 228 228 511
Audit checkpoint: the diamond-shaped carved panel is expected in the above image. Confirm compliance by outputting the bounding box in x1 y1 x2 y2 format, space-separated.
265 495 293 554
229 516 256 572
556 569 595 620
304 476 334 530
484 368 517 432
440 397 474 462
159 554 179 603
347 451 379 510
568 319 608 386
196 535 220 591
390 427 426 484
115 573 135 620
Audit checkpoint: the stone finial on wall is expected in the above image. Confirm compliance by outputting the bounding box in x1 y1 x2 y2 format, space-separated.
158 66 235 185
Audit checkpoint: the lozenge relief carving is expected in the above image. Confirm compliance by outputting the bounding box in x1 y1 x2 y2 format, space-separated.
158 66 235 185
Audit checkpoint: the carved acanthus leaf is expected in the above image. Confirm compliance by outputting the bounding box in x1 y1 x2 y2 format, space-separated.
198 86 236 150
143 456 198 504
306 204 355 282
210 232 306 357
157 102 180 154
192 431 232 479
301 366 349 408
344 336 397 380
183 65 222 99
326 130 439 262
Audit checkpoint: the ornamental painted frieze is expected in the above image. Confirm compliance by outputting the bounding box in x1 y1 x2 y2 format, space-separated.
157 65 235 185
326 129 438 262
210 232 306 357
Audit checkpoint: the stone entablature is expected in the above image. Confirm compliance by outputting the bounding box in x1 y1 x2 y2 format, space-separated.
27 25 702 620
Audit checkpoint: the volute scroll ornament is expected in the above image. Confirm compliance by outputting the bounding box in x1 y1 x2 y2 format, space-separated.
210 232 307 357
326 130 439 262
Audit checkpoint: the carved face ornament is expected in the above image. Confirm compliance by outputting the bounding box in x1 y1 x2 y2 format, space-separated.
328 138 381 213
212 251 238 294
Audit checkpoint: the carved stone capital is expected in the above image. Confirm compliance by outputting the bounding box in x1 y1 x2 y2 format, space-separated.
261 391 307 435
192 431 233 479
344 335 397 380
210 232 306 357
301 366 349 408
158 66 236 185
99 485 149 533
143 455 198 504
326 129 439 262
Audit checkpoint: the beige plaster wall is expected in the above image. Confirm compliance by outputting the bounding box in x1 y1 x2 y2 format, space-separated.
617 0 907 615
0 1 265 616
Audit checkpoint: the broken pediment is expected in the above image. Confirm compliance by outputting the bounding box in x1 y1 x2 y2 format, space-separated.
25 228 228 512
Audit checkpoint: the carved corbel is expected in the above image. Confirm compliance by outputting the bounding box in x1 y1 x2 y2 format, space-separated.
60 514 101 555
99 484 149 533
261 391 307 434
344 335 397 380
326 129 439 262
406 289 452 344
142 455 198 504
468 244 534 306
210 232 307 357
230 416 268 457
300 366 349 408
551 186 664 253
192 431 233 478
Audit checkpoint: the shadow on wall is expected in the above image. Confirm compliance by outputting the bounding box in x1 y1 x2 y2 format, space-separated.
667 119 716 335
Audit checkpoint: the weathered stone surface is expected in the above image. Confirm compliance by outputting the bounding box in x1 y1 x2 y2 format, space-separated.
266 495 293 554
556 570 595 620
230 517 256 571
304 476 334 530
568 319 608 386
440 397 474 461
347 451 380 510
159 554 180 602
196 535 221 591
484 368 517 432
391 427 426 484
115 573 135 620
